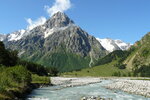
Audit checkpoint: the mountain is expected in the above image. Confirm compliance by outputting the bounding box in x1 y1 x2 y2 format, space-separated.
1 12 107 72
96 38 131 52
124 32 150 70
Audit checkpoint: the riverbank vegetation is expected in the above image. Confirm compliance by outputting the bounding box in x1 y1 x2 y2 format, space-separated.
31 74 50 84
0 66 51 100
0 66 31 99
0 41 58 100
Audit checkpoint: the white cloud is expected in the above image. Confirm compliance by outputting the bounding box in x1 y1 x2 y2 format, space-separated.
45 0 72 16
26 0 72 30
26 16 46 30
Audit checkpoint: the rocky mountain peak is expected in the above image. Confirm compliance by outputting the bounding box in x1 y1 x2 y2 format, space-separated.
45 11 74 28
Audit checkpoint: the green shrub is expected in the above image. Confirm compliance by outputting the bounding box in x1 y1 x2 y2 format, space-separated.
0 66 31 93
134 65 150 77
31 74 50 84
112 71 121 77
115 63 126 69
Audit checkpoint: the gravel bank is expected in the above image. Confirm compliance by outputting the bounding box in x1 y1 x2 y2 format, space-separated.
51 77 101 87
105 79 150 97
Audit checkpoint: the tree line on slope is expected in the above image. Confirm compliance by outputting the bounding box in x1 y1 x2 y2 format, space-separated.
0 41 59 76
0 41 58 99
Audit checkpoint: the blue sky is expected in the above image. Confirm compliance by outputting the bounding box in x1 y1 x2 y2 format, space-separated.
0 0 150 43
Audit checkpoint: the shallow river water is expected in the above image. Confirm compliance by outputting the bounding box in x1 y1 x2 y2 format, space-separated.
27 80 150 100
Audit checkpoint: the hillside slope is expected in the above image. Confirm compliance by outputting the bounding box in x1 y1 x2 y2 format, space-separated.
62 50 130 77
65 32 150 77
123 33 150 76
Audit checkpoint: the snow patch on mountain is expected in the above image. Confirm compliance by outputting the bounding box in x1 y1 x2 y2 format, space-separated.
44 28 55 38
8 29 26 41
44 24 74 38
0 12 75 41
96 38 131 52
114 40 131 50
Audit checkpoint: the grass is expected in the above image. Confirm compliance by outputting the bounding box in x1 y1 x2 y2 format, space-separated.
62 61 129 77
131 78 150 81
31 74 50 84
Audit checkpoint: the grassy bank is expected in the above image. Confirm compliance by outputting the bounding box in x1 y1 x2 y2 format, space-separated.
131 77 150 81
31 74 50 84
0 66 50 100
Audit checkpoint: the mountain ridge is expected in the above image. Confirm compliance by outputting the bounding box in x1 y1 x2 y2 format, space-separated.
1 12 107 72
0 12 131 53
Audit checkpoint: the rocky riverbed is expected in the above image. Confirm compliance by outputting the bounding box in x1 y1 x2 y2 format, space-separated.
51 77 101 87
27 77 150 100
105 79 150 97
51 77 150 98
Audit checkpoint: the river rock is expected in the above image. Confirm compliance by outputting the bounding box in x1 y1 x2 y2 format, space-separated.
105 79 150 97
81 96 113 100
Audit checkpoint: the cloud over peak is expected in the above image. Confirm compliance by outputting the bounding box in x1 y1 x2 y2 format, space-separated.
26 0 72 30
26 16 46 30
45 0 72 16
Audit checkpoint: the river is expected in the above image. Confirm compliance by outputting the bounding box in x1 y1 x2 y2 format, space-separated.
27 80 150 100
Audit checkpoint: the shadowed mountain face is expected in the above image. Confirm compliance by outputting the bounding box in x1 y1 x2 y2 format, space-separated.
2 12 107 72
